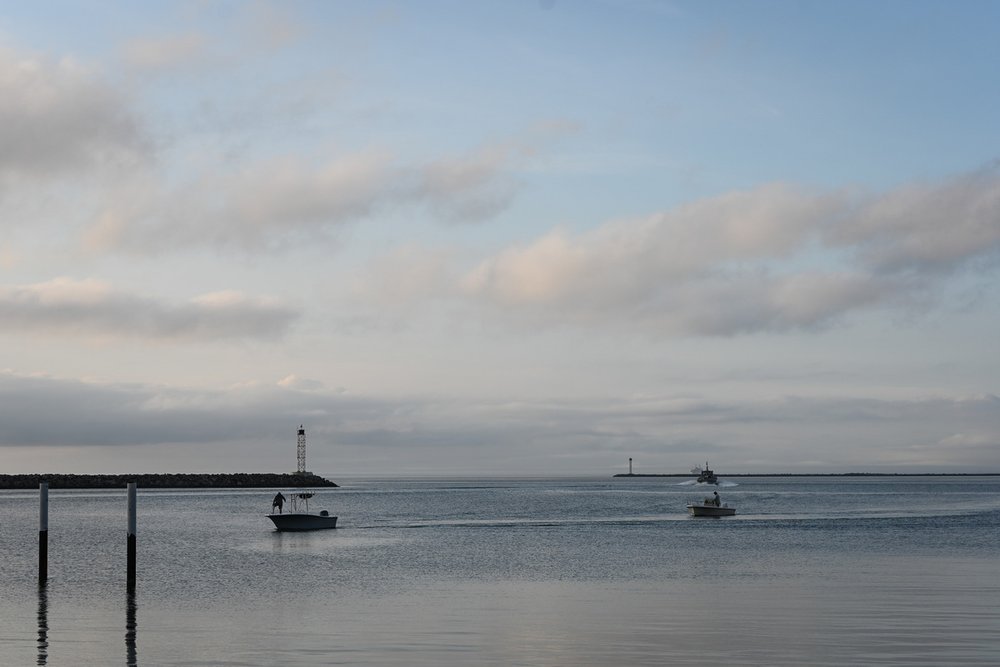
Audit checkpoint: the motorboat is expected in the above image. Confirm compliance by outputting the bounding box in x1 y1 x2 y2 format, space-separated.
687 497 736 517
691 462 719 485
267 492 338 531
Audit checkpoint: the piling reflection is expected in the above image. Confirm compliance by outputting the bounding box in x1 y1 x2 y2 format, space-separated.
125 589 138 666
36 583 48 666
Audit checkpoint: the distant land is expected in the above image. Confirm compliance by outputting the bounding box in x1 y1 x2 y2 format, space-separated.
613 473 999 478
0 472 338 490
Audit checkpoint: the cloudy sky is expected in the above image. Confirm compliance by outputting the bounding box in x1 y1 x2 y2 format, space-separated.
2 1 999 476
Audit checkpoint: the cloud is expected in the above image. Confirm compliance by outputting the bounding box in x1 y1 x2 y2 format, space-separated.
0 47 148 183
637 270 892 336
0 371 288 448
350 245 456 307
1 371 997 474
83 151 394 253
832 163 1000 273
0 278 298 341
458 183 847 308
277 374 327 391
238 0 306 51
119 2 305 76
353 166 1000 337
414 143 524 223
449 183 896 334
83 138 547 253
120 33 210 73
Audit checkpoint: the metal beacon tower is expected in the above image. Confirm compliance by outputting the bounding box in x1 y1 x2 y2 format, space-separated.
297 425 307 474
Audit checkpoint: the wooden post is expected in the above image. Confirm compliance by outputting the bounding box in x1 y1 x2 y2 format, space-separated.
39 482 48 583
127 482 136 591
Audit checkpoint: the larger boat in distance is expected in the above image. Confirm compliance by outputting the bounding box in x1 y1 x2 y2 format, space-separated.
267 492 338 531
691 462 719 485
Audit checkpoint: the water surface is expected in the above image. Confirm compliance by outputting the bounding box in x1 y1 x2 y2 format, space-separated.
2 476 998 665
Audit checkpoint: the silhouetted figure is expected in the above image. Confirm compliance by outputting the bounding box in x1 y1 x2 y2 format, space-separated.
272 492 285 514
713 491 721 507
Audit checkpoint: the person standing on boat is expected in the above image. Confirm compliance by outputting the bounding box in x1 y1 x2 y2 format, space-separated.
712 491 721 507
272 492 286 514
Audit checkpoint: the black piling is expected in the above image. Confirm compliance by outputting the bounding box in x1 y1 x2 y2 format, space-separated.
38 482 48 584
126 482 136 591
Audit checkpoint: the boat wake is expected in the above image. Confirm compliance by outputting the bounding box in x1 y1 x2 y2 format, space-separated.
406 515 687 529
676 479 739 487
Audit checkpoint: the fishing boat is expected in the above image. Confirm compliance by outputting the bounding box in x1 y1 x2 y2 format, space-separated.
267 492 338 531
686 499 736 517
691 462 719 485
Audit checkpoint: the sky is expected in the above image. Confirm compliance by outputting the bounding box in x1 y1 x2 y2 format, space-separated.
1 0 999 476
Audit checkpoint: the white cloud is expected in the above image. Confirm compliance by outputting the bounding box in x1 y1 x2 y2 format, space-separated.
352 167 1000 337
0 278 298 341
82 139 546 253
459 183 846 311
83 151 394 253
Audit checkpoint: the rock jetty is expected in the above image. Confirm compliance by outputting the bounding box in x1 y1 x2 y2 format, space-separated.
0 472 338 490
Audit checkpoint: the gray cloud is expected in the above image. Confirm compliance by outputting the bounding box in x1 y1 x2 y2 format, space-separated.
640 270 894 336
0 278 298 341
413 144 524 224
832 163 1000 273
2 371 997 474
0 47 148 183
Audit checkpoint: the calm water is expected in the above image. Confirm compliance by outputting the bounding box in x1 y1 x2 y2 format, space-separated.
1 476 999 666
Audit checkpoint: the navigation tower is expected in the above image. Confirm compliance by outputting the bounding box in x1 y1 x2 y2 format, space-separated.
297 425 307 473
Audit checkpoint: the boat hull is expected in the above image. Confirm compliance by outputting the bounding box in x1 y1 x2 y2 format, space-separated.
267 513 338 531
687 504 736 517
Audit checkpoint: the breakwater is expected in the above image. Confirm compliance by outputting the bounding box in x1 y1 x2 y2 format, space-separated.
0 472 338 490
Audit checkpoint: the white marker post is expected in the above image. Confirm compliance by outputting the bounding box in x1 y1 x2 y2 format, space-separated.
39 482 49 583
127 482 137 591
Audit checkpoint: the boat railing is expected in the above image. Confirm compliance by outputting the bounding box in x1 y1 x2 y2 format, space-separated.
289 492 315 513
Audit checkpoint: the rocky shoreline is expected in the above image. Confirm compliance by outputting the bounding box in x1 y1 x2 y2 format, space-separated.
0 472 338 490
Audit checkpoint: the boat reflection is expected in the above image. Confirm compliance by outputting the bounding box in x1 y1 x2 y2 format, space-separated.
37 583 48 666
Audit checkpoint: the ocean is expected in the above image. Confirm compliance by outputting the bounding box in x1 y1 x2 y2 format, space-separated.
2 476 999 666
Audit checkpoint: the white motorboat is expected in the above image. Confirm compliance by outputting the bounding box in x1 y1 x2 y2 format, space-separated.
687 500 736 517
267 492 338 531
